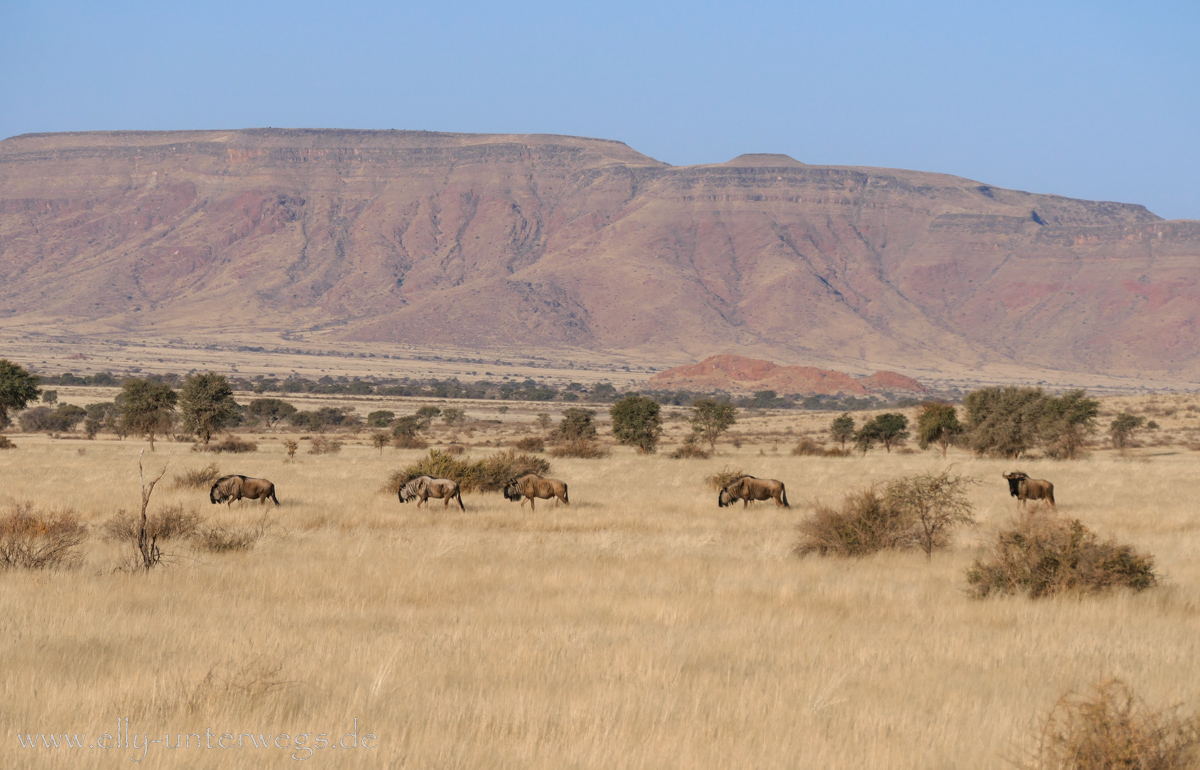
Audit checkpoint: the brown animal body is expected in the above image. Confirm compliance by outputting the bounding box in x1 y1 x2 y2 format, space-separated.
398 476 465 511
209 475 280 507
503 474 569 510
718 476 789 508
1002 471 1055 508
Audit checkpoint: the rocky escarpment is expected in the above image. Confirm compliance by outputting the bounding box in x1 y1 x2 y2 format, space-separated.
1 128 1197 380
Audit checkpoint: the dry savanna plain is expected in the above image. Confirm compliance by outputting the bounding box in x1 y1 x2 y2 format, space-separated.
4 389 1200 769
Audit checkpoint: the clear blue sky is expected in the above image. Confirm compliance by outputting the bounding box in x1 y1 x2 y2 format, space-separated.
3 0 1197 219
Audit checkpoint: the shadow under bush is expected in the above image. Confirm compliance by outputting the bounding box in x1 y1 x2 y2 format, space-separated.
966 508 1157 598
0 503 88 570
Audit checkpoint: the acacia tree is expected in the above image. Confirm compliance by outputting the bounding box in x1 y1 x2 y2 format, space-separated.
690 399 737 451
883 471 977 560
829 413 855 450
1041 389 1099 460
555 408 597 441
247 398 297 429
860 413 909 453
611 395 662 453
963 386 1046 459
1110 413 1145 450
119 379 178 451
180 373 239 445
917 402 963 457
0 359 40 429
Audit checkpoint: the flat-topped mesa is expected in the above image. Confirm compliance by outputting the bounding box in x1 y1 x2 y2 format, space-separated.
721 153 807 167
646 356 927 396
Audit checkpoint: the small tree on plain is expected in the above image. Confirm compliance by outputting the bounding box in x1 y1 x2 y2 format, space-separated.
415 406 441 428
916 402 963 457
247 398 297 429
371 432 390 454
690 399 737 451
0 359 40 430
862 413 909 453
963 386 1046 459
555 408 597 441
441 408 466 426
611 395 662 454
179 373 239 445
829 413 855 450
366 410 395 428
119 379 177 451
883 471 977 559
1041 389 1100 460
42 390 58 405
1110 413 1146 450
536 413 552 430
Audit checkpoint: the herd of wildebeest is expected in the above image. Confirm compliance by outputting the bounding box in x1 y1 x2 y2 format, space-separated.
207 469 1057 511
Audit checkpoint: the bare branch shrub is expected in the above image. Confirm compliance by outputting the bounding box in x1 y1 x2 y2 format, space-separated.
791 438 826 456
1022 679 1200 769
549 439 610 458
103 505 203 543
444 443 467 456
795 471 976 558
794 489 919 557
0 503 87 570
392 433 428 450
884 471 977 559
193 436 257 453
386 448 551 494
966 509 1157 598
282 439 298 460
670 436 710 459
195 516 272 553
514 436 545 452
308 436 342 455
705 466 747 492
171 463 221 490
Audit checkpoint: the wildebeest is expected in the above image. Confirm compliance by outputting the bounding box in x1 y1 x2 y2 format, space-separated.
718 475 789 508
502 474 569 510
398 476 465 511
209 475 280 507
1002 471 1055 508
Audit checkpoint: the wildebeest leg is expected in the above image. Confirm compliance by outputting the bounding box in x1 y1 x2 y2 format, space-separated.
529 497 535 511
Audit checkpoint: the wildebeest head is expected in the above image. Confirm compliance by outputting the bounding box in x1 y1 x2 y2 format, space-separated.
718 488 735 508
209 479 232 505
502 479 522 502
1002 471 1028 498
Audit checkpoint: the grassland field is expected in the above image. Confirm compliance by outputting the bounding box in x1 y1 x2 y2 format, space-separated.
3 390 1200 768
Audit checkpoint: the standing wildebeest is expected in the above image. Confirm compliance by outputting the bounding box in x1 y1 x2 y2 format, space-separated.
398 476 465 511
502 474 569 510
718 475 789 508
1002 471 1055 508
209 475 280 507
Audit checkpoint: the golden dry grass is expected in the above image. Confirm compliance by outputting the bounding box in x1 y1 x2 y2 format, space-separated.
3 401 1200 768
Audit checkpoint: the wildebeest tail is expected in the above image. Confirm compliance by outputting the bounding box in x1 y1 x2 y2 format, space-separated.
562 484 569 504
781 488 790 508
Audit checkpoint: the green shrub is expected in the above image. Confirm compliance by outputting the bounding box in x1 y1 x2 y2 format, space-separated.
514 436 545 452
193 436 257 454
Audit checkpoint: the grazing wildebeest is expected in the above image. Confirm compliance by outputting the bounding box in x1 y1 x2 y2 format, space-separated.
1002 471 1055 508
502 474 569 510
209 475 280 507
718 475 789 508
398 476 465 511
